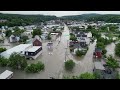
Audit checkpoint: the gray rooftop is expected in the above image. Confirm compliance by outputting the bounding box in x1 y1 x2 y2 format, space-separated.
94 62 105 70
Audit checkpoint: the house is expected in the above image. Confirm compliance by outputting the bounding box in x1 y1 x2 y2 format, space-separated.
87 32 92 38
69 40 87 54
79 38 87 48
18 26 25 30
93 48 102 58
41 32 48 40
33 35 42 46
93 61 118 79
24 46 42 60
0 44 32 59
0 43 42 60
0 20 7 23
9 35 20 43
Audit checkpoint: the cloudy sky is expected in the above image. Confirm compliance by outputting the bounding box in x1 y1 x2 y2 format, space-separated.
0 11 120 17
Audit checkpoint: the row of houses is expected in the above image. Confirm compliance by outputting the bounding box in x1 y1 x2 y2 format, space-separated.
69 30 92 54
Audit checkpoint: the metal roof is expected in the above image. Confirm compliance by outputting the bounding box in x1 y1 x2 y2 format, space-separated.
27 46 42 52
0 44 32 58
0 70 13 79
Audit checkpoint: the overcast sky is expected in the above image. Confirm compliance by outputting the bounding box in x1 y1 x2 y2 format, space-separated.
0 11 120 17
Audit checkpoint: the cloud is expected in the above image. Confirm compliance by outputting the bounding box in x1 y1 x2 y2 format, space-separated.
0 11 120 16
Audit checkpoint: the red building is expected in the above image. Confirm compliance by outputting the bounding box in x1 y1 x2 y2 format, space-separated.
93 48 102 58
33 35 42 46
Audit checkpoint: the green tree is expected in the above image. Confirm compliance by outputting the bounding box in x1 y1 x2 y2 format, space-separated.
75 50 85 57
106 55 119 70
102 49 107 55
20 36 28 43
87 25 93 29
13 27 25 36
8 53 27 70
0 47 7 53
0 56 8 67
5 30 12 37
25 61 45 73
65 60 75 71
115 43 120 57
47 33 51 40
96 42 105 49
32 29 42 38
53 28 56 31
70 34 77 41
80 72 95 79
63 72 95 79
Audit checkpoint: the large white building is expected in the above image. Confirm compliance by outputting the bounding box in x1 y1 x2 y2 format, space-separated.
0 43 42 60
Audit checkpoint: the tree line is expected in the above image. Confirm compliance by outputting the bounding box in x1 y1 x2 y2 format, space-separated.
0 13 58 27
61 14 120 23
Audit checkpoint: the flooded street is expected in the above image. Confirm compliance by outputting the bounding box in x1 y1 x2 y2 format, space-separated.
61 40 96 77
0 24 70 79
106 43 115 57
0 25 97 79
0 37 19 49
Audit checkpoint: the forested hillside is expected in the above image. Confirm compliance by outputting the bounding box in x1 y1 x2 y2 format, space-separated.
0 13 57 27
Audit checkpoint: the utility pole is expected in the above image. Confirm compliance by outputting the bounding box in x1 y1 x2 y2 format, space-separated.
65 40 68 62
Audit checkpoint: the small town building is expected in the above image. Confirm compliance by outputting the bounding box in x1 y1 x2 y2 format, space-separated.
33 35 42 46
93 48 102 58
9 35 20 43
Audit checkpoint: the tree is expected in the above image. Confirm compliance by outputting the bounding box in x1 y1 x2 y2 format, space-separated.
115 43 120 57
87 25 93 29
0 47 7 53
53 28 56 31
65 60 75 71
0 56 8 67
25 61 45 73
5 30 12 37
96 42 105 49
63 72 95 79
20 36 28 43
79 72 95 79
47 33 51 40
13 27 25 36
8 53 27 70
106 55 119 70
75 50 84 57
102 49 107 55
70 35 77 41
32 29 42 38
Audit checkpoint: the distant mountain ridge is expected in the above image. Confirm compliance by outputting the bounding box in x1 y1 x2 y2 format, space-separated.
61 13 120 23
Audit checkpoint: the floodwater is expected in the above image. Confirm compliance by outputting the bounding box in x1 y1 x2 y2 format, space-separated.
0 24 70 79
0 24 96 79
61 40 96 77
0 37 19 49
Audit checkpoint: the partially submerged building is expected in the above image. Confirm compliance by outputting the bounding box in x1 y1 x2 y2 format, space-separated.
1 35 42 60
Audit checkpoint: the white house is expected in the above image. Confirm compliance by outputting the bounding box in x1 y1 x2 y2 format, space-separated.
9 35 20 43
87 32 92 38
